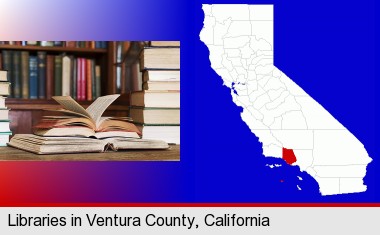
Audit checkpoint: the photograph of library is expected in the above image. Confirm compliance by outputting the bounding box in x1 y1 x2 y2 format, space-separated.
0 41 180 161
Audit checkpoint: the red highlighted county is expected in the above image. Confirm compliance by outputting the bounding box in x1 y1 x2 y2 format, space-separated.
282 148 297 165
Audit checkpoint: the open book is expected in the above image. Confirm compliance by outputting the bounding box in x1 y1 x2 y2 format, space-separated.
9 134 169 154
34 94 141 138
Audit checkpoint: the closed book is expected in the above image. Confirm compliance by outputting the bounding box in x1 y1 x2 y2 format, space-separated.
130 91 180 108
0 70 7 82
76 58 81 100
27 41 38 46
29 56 38 99
149 41 180 47
81 58 86 100
95 65 101 99
54 55 62 96
91 60 96 99
136 125 180 145
0 53 2 70
12 51 22 98
140 47 180 70
53 41 63 46
20 51 29 99
46 55 54 99
95 41 102 48
40 41 54 47
0 109 9 120
0 83 10 96
66 41 76 48
0 132 11 147
0 96 5 108
86 59 92 101
143 70 180 82
71 57 77 100
37 51 47 99
0 120 11 132
62 55 71 96
1 51 12 91
130 107 180 125
143 81 180 91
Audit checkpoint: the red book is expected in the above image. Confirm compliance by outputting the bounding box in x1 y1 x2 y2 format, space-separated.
81 58 87 101
76 58 81 100
66 41 76 48
46 55 54 99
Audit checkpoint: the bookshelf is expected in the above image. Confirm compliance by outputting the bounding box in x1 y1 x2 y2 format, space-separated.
0 41 136 135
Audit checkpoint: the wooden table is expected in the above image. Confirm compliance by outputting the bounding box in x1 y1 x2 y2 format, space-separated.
0 145 180 161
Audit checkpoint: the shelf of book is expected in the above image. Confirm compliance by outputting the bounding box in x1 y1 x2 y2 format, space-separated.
5 98 129 111
0 45 107 54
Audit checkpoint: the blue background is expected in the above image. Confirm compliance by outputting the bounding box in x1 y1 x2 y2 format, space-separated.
188 0 378 202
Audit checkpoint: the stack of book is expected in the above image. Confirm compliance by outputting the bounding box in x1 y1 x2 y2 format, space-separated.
0 70 11 146
130 41 180 144
0 51 101 100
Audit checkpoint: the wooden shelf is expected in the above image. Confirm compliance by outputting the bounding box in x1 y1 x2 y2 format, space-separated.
0 45 107 54
6 98 129 111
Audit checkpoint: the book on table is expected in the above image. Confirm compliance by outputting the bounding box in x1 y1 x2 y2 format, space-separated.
8 94 169 154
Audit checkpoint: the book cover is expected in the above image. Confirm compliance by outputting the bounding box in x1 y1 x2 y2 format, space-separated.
71 57 77 100
62 55 71 96
1 51 12 91
46 55 54 99
95 65 101 99
37 51 47 99
20 51 29 99
54 55 62 96
86 59 92 101
29 56 38 99
12 51 22 98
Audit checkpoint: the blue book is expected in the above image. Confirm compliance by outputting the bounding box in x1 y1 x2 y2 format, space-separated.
29 56 38 99
95 41 102 48
37 51 46 99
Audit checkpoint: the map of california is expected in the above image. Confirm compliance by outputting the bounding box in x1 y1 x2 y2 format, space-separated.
199 4 372 195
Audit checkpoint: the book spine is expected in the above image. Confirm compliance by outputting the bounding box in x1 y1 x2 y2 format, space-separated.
95 41 102 49
86 59 92 101
27 41 38 46
91 60 96 99
54 55 62 96
12 51 21 98
95 65 101 98
1 51 12 93
71 57 77 100
46 55 54 99
20 51 29 99
29 56 38 99
0 53 2 70
53 41 63 47
37 51 47 99
81 58 86 100
62 56 71 96
76 58 81 100
66 41 76 48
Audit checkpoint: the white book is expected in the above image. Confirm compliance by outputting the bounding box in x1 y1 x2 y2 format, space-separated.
62 56 71 96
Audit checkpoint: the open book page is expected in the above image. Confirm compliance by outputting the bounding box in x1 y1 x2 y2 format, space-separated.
86 94 120 127
52 96 91 118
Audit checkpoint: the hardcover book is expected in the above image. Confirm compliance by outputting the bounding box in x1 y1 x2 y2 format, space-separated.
130 91 180 108
0 70 8 82
37 51 47 99
12 51 21 98
29 56 38 99
140 47 180 70
8 134 169 155
20 51 29 99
